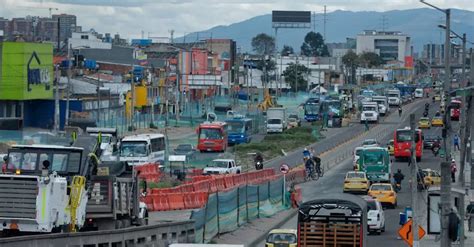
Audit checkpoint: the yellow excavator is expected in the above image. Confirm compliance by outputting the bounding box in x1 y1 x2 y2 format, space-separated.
258 89 280 111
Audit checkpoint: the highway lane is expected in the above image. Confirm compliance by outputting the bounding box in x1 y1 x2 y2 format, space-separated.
256 98 432 246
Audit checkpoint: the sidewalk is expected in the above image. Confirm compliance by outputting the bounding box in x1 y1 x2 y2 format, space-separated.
420 150 474 246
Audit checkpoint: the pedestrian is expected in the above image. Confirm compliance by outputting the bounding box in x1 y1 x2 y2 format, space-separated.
398 106 403 117
365 119 369 131
453 134 460 151
451 159 457 183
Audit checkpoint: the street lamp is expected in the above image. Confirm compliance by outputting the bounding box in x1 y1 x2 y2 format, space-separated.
419 2 452 246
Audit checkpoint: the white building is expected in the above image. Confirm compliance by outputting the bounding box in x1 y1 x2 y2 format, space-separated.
356 30 410 63
68 31 112 49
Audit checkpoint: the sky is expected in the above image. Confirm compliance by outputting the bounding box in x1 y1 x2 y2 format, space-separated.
1 0 473 41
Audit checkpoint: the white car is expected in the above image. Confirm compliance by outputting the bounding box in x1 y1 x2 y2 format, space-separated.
364 196 385 234
203 159 242 175
362 139 379 147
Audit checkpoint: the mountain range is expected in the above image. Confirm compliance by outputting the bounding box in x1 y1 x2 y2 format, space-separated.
178 8 474 53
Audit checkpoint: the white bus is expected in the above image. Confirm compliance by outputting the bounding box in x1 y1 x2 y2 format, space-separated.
119 133 166 166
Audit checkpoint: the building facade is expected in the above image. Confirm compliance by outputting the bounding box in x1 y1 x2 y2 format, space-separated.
356 30 411 63
53 14 77 47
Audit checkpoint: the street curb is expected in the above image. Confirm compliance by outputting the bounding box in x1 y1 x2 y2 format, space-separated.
246 209 298 247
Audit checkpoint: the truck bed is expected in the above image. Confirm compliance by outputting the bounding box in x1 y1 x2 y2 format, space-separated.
299 222 361 247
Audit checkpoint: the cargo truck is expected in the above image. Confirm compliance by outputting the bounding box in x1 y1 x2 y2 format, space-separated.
266 107 287 133
298 194 367 246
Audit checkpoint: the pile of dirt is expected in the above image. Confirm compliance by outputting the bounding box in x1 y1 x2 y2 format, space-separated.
0 142 11 154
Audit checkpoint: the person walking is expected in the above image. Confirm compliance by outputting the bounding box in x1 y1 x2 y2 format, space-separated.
451 159 457 183
364 119 369 131
398 106 403 117
453 134 460 151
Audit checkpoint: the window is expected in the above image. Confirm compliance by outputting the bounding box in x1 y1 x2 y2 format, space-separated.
227 122 244 133
199 128 222 140
22 153 38 171
396 130 420 142
266 233 297 244
151 138 165 152
52 153 68 172
68 152 81 173
268 119 282 124
367 201 377 211
362 151 385 166
120 141 148 157
347 172 365 179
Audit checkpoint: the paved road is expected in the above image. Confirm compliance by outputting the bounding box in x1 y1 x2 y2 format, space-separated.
256 98 434 246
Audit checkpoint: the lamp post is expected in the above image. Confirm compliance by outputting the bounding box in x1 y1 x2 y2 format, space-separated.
420 1 452 246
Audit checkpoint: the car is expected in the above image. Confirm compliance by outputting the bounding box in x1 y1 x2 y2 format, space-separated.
431 116 444 127
386 140 394 155
343 171 369 193
362 139 379 147
434 95 441 101
423 135 442 149
353 147 364 167
418 117 431 129
362 196 385 234
368 183 397 208
173 144 196 160
287 114 301 128
422 169 441 187
265 229 297 247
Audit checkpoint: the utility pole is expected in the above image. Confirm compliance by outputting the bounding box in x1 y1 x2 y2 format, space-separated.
323 5 327 41
458 33 467 185
441 8 452 247
410 114 419 247
65 43 71 127
469 50 474 190
54 65 60 133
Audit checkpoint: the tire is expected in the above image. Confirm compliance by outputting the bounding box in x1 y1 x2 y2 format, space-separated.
382 224 386 232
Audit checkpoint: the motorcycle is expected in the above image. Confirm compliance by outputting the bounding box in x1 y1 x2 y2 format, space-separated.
255 161 263 170
423 111 429 117
432 146 440 157
394 182 401 192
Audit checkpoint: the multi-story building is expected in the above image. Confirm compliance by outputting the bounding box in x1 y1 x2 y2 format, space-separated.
11 17 33 41
356 30 411 63
36 17 58 42
52 14 77 47
68 31 112 49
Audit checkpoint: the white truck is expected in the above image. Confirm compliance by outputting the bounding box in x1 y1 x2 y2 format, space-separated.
371 96 389 116
387 89 401 107
360 102 379 123
266 107 287 133
414 88 424 98
203 159 241 175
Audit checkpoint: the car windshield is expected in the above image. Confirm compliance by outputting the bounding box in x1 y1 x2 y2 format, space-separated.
199 128 222 140
363 106 376 111
266 233 297 244
363 140 376 145
347 172 365 179
355 149 363 156
227 122 244 133
420 118 429 121
367 201 377 211
268 119 282 124
176 144 192 151
371 184 392 191
212 161 229 168
120 141 148 157
388 93 398 97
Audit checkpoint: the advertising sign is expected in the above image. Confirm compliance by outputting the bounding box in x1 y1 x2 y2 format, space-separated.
0 42 53 100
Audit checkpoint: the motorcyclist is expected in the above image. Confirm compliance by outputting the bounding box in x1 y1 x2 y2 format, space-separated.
423 110 429 117
303 148 311 158
254 152 263 170
425 103 430 111
435 111 441 117
393 169 405 190
431 137 441 156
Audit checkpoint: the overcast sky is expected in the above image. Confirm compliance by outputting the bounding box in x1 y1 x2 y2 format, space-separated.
1 0 472 40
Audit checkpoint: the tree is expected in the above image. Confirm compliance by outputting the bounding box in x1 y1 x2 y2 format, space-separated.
342 50 359 84
281 45 294 56
358 52 383 68
301 31 330 57
251 33 275 55
283 63 310 91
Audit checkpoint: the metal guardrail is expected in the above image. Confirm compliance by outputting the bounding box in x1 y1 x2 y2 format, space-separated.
0 220 195 247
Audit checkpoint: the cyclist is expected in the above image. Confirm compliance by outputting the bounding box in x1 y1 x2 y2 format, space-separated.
313 155 322 176
303 148 311 158
304 157 315 178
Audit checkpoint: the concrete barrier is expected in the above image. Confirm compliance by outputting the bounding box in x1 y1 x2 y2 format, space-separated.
0 220 195 247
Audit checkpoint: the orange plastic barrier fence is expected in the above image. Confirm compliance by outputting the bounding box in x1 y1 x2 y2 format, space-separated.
215 177 226 191
224 176 234 189
141 196 154 211
167 193 186 210
152 194 170 211
193 180 210 192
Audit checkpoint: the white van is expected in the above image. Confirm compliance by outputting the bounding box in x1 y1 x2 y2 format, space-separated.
119 133 166 166
414 88 424 98
371 96 389 116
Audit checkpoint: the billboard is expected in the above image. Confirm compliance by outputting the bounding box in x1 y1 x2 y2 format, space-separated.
272 11 311 23
0 42 53 100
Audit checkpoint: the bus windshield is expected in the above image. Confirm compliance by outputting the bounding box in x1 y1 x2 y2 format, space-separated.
450 102 461 109
362 151 385 166
199 128 223 140
396 130 420 142
304 104 319 114
120 141 148 157
227 122 244 133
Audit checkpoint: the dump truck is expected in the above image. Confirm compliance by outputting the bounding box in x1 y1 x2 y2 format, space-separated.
298 194 367 246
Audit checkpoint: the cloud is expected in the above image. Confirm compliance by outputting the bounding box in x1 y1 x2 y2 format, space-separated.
1 0 473 41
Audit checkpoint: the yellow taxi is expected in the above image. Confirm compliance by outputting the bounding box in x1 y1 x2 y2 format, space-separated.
265 229 297 247
368 183 397 208
418 117 431 129
387 140 394 155
434 94 441 101
431 116 444 127
422 169 441 187
343 171 369 193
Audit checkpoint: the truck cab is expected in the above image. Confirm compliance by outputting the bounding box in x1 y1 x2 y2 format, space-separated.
203 159 241 175
372 96 389 116
387 89 401 107
360 102 379 123
266 107 287 133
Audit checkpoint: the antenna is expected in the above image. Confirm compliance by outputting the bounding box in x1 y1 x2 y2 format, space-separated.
381 15 389 31
169 29 174 44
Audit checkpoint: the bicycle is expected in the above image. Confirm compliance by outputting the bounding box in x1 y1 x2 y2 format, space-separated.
316 165 324 177
305 167 319 181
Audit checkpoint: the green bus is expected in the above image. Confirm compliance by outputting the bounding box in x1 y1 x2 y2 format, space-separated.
357 147 391 183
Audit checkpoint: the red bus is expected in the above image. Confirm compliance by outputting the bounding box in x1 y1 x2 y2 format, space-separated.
450 99 461 121
394 128 423 162
197 122 228 152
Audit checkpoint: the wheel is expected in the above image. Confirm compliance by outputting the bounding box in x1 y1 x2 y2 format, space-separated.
416 157 421 162
382 223 386 232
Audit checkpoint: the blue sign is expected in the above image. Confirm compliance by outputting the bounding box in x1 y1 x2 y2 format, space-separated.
27 51 50 91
